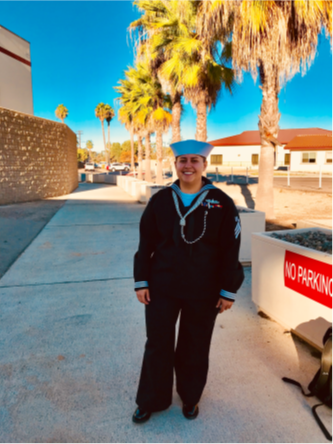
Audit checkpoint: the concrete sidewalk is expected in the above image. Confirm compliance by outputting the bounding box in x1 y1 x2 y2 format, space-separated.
0 183 331 443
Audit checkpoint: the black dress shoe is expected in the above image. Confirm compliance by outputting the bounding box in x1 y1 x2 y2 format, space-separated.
182 404 199 420
132 407 151 424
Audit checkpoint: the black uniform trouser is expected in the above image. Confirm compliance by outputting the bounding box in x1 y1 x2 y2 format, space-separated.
136 295 219 412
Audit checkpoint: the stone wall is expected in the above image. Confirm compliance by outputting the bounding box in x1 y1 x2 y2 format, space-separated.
0 107 78 205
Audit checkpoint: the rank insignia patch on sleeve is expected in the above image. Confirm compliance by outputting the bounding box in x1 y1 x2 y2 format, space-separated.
235 216 241 239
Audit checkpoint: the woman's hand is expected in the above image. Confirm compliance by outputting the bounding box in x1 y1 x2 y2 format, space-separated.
216 298 234 314
136 288 150 305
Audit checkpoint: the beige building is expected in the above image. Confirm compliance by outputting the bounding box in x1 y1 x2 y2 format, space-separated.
0 25 33 114
208 128 332 171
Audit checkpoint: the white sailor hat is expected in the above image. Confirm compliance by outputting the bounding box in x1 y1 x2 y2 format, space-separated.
170 139 214 158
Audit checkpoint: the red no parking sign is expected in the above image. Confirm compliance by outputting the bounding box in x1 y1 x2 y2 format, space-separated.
284 250 332 309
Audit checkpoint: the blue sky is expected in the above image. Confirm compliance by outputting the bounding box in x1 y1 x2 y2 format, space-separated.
1 1 332 152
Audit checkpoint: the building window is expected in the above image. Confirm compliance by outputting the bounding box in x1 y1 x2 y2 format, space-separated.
302 152 316 163
284 153 290 166
252 154 259 165
325 152 332 164
211 155 223 165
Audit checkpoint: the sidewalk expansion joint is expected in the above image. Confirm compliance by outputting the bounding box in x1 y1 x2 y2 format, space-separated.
0 276 133 289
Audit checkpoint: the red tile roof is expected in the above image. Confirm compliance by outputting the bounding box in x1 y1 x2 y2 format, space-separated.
284 134 332 150
209 128 332 146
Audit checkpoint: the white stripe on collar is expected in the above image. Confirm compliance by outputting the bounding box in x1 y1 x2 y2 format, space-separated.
170 182 217 200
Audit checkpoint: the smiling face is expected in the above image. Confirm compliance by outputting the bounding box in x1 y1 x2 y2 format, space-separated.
175 154 207 192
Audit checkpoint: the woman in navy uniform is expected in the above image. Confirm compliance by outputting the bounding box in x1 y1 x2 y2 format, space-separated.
133 140 244 423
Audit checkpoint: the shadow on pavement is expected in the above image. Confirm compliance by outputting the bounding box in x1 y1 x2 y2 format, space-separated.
238 184 255 209
0 199 66 278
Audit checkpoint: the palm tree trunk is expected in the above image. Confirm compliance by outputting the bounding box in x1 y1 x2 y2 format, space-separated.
195 91 208 177
107 123 111 163
156 129 164 185
101 120 106 152
255 63 281 220
145 131 152 182
195 91 207 142
171 92 182 181
138 135 143 181
130 125 135 172
172 92 182 143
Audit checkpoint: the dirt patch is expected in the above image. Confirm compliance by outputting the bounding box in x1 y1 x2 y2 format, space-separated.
216 183 332 231
269 187 332 230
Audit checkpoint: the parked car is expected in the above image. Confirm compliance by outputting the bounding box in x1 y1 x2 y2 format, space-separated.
85 162 95 171
107 162 130 172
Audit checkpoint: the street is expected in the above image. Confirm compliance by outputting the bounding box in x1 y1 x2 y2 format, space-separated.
207 173 332 193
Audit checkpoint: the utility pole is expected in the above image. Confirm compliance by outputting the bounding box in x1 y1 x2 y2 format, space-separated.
77 130 83 149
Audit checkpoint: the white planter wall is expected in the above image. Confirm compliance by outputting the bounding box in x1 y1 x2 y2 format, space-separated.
132 181 146 201
104 175 117 184
237 206 265 263
86 173 94 183
146 186 166 202
129 179 142 198
252 228 332 349
124 177 135 194
138 183 155 203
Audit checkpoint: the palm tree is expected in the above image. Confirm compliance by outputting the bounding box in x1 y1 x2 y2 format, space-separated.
199 0 332 218
115 62 172 184
86 140 93 160
128 62 172 184
116 80 137 173
55 104 68 123
95 103 114 164
132 0 234 144
130 0 187 181
95 103 106 149
131 122 146 181
324 0 333 36
152 105 173 183
160 2 234 142
105 105 115 163
130 0 185 144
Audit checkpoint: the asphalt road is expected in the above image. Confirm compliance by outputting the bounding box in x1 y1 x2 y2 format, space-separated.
273 176 332 192
207 173 332 193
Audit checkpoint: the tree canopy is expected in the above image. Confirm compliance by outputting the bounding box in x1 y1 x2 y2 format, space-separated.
55 104 68 123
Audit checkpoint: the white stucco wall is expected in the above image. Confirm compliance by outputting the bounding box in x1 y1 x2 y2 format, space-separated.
208 144 290 168
290 150 332 172
0 26 33 115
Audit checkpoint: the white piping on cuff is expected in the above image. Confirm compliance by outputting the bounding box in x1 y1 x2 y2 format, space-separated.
220 289 236 300
135 281 149 289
